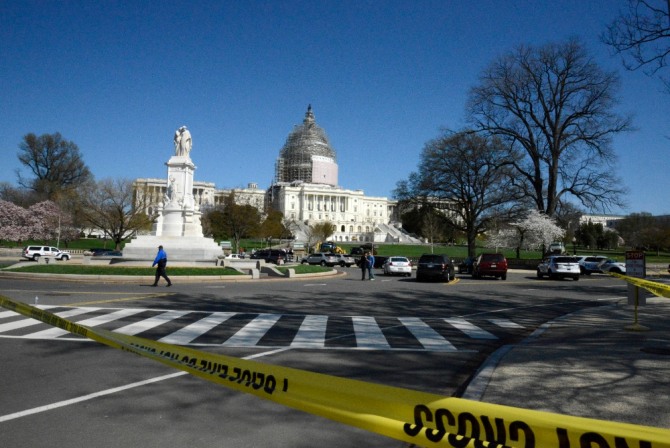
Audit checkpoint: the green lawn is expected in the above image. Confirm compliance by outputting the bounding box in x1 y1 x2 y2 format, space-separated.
4 263 332 276
6 265 244 276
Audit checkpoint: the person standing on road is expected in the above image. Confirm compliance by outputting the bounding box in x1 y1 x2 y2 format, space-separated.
367 252 375 281
152 245 172 287
360 252 369 280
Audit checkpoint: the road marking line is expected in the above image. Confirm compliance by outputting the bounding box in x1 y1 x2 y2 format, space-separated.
158 312 237 344
222 314 282 347
444 317 497 339
291 315 327 348
398 317 457 351
352 316 391 349
0 347 289 423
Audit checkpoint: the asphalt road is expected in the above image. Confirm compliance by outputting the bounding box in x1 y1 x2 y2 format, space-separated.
0 269 629 447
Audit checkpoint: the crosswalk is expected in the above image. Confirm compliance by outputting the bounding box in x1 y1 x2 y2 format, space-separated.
0 305 528 352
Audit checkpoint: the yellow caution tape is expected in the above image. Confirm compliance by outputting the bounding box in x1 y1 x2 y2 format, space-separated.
2 294 669 447
610 272 670 298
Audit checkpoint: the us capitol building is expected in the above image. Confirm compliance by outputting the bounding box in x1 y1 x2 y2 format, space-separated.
134 106 420 244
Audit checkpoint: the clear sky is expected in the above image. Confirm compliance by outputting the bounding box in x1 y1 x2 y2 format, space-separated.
1 0 668 216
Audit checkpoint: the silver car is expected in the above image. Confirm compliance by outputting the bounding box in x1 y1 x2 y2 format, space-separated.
301 253 338 267
382 256 412 277
537 256 580 281
327 253 356 267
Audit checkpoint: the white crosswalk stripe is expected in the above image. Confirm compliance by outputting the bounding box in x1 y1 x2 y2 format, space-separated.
489 318 525 329
351 316 391 349
0 307 526 351
159 312 236 344
222 314 282 347
398 317 458 351
444 317 498 339
0 307 100 334
113 310 191 336
290 315 328 348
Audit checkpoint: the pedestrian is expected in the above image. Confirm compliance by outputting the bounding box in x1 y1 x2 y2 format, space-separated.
151 245 172 287
367 252 376 281
360 252 369 280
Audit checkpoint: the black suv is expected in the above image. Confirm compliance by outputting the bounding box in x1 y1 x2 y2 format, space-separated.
250 249 286 264
416 254 455 282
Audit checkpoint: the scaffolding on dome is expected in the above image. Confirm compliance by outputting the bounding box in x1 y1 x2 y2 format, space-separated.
274 105 337 185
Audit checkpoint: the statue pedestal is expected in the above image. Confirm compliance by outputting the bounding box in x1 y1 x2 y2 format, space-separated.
122 235 222 262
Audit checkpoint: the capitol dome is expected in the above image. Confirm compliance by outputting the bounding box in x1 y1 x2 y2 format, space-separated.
274 105 338 186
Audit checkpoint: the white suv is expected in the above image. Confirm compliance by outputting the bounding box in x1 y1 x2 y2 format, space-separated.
301 253 338 266
537 256 580 281
22 246 71 261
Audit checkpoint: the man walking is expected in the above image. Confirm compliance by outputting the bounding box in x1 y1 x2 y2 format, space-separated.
152 245 172 287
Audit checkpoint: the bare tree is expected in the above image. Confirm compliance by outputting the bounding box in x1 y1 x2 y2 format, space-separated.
17 133 93 200
395 131 522 258
467 39 632 217
79 178 152 251
603 0 670 91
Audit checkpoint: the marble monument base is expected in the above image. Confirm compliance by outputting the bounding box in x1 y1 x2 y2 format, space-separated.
122 235 222 262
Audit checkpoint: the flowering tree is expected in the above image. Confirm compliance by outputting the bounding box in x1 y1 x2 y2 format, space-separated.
0 200 29 243
0 200 77 245
487 209 564 256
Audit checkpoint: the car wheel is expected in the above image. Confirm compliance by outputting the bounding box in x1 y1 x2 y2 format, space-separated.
33 254 40 261
610 268 621 274
573 275 579 281
501 273 507 280
340 262 345 267
536 269 543 279
61 255 69 261
320 261 326 266
301 260 307 264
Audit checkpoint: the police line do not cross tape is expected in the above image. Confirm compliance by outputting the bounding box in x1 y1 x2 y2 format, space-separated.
1 294 669 448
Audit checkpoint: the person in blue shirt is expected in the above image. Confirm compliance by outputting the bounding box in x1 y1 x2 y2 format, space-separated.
151 245 172 287
367 252 375 281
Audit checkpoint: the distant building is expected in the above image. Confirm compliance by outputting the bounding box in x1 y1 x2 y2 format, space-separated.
579 213 625 229
134 106 420 244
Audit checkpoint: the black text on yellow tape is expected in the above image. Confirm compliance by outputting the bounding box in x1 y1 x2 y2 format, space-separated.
610 272 670 299
2 295 669 447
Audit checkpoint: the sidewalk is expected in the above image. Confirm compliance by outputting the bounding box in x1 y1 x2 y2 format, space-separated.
463 296 670 430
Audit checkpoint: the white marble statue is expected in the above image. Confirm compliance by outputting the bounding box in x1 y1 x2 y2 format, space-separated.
174 126 192 157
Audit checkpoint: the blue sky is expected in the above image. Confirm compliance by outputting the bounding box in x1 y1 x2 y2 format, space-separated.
1 0 668 216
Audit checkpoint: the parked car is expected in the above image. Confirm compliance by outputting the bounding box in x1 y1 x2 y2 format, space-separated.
327 253 356 267
250 249 286 264
416 254 455 282
84 248 112 256
22 246 71 261
301 252 339 267
382 256 412 277
92 250 123 257
576 255 608 275
457 257 474 274
598 259 626 274
472 253 508 280
224 253 245 260
537 256 580 280
547 242 565 254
